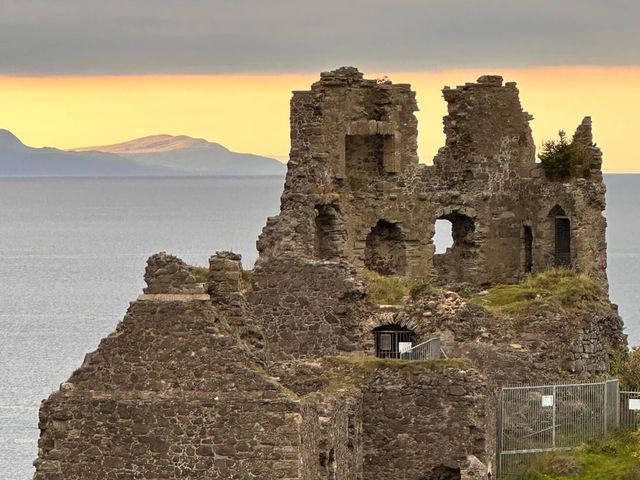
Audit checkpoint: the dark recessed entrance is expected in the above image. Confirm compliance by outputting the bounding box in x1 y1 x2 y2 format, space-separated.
374 324 416 359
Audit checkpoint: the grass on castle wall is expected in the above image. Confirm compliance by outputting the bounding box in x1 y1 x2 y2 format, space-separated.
520 430 640 480
470 269 602 315
329 355 469 372
191 266 210 283
361 269 432 305
190 266 254 292
317 356 470 394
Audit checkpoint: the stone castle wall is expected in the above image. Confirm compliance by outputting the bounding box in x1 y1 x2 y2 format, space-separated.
33 68 624 480
258 68 609 287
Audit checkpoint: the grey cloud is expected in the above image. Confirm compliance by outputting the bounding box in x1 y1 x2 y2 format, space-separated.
0 0 638 75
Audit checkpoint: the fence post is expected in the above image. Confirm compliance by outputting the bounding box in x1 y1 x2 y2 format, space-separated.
552 385 557 448
603 382 608 434
496 389 503 479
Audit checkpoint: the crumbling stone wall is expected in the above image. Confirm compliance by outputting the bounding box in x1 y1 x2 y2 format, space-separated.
34 68 624 480
257 68 610 287
143 251 203 294
362 366 487 479
249 258 368 360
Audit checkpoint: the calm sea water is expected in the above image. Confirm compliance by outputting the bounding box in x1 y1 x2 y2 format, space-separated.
0 174 638 478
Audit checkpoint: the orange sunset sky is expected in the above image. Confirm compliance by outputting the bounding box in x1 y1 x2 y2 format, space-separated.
1 66 638 172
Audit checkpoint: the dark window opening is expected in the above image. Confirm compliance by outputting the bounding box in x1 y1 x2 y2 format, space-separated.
374 324 416 358
524 225 533 273
433 213 475 256
315 204 343 259
555 217 571 267
364 220 407 276
549 205 571 267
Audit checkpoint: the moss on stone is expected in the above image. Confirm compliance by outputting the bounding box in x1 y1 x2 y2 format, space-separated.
313 356 471 395
470 269 602 315
328 355 469 372
361 269 432 305
191 266 210 283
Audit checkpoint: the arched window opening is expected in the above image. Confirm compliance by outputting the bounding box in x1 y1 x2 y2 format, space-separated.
433 213 475 256
523 225 533 273
364 220 407 276
549 205 571 267
315 204 343 259
373 324 416 359
433 219 454 254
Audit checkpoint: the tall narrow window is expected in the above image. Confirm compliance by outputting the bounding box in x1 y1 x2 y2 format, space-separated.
524 226 533 273
555 218 571 267
549 205 571 267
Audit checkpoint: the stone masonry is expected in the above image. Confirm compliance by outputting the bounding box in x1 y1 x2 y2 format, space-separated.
34 68 625 480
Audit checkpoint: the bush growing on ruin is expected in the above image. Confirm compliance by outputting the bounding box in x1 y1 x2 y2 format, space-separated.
539 130 588 180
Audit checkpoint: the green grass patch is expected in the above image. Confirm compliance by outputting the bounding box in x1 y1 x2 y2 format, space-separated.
191 266 210 283
521 430 640 479
316 356 470 394
328 355 469 372
189 266 253 292
470 269 602 314
361 269 432 305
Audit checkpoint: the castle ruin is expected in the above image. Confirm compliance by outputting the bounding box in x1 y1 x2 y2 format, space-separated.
33 68 625 480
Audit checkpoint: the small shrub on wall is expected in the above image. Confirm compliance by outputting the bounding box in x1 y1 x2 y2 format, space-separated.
539 130 589 180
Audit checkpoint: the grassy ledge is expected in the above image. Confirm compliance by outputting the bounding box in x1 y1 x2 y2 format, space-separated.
469 269 602 314
361 269 432 305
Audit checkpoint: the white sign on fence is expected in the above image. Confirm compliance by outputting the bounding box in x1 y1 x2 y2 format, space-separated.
628 399 640 410
541 395 554 407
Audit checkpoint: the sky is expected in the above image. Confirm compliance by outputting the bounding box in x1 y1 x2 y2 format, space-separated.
0 1 638 171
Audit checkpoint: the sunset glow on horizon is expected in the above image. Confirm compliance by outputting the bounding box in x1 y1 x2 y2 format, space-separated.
1 65 638 172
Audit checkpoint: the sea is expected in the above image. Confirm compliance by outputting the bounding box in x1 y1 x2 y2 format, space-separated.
0 174 638 479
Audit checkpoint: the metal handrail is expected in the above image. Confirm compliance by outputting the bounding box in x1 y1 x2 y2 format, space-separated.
399 336 441 361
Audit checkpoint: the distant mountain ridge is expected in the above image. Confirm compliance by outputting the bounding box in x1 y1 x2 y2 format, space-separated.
0 129 172 177
73 134 214 154
0 130 286 177
71 134 286 175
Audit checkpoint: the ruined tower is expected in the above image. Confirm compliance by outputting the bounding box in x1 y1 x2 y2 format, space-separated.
257 68 608 290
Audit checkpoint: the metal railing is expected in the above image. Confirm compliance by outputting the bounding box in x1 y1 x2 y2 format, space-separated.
497 379 619 478
620 391 640 431
399 336 441 361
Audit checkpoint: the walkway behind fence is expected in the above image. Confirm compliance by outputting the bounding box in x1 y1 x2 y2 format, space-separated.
497 379 620 478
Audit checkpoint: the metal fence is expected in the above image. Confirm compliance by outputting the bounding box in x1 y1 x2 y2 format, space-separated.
497 379 619 478
620 391 640 431
399 336 441 361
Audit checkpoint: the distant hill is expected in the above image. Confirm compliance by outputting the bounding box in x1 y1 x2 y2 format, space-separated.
0 130 171 177
0 130 286 177
72 134 287 176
